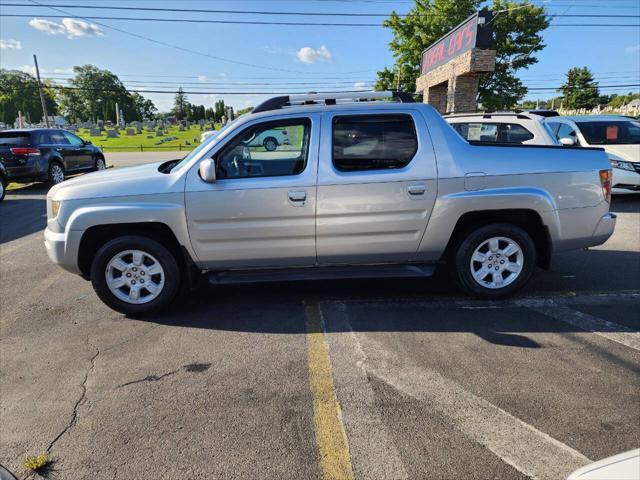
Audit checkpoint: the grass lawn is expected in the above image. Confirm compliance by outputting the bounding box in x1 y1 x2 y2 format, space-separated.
75 124 214 152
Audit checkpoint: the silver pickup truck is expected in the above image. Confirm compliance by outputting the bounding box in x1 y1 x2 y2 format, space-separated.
45 92 616 315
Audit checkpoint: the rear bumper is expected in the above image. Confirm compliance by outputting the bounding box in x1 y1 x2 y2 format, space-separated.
44 227 82 275
4 156 47 182
591 212 617 246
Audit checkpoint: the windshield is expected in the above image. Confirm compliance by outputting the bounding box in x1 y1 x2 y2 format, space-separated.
171 119 240 171
576 120 640 145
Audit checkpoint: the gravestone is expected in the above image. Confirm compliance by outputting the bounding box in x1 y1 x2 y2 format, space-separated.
178 124 184 132
106 130 119 138
185 140 191 145
156 130 164 136
90 128 101 136
136 127 143 135
125 128 135 136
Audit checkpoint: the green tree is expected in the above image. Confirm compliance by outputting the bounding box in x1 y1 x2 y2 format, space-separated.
130 92 157 120
375 0 549 111
173 87 188 120
236 106 253 116
57 65 137 122
559 67 599 110
0 69 57 124
214 99 226 123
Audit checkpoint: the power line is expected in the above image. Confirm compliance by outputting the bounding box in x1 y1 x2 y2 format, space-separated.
40 77 377 87
3 3 638 17
4 13 639 27
19 0 373 75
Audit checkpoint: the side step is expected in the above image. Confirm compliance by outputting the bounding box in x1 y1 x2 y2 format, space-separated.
207 263 436 285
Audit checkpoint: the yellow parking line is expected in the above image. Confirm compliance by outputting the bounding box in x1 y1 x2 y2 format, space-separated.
304 301 355 480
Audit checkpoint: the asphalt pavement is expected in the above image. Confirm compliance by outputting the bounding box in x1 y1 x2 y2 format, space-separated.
1 153 638 480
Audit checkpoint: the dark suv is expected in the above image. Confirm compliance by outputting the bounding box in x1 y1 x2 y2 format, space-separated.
0 129 106 186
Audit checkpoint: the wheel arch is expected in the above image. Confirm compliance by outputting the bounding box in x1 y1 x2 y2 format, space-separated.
78 222 196 279
443 209 552 269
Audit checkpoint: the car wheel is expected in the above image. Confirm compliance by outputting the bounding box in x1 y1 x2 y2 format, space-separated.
0 175 6 202
453 223 536 298
95 156 106 171
90 235 181 316
48 161 65 185
263 137 278 152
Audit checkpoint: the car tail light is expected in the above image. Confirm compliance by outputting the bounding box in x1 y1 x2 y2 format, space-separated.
10 147 40 156
599 169 612 203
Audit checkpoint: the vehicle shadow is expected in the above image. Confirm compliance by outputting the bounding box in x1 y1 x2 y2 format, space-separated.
0 184 48 244
145 249 640 350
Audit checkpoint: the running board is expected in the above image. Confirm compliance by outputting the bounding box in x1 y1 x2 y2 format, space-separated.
207 263 436 285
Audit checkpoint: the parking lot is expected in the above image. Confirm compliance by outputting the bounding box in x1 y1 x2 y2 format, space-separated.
1 153 639 479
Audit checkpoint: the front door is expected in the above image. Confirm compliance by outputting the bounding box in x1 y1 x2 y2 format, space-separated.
316 110 438 264
48 130 78 171
184 114 319 269
62 131 94 169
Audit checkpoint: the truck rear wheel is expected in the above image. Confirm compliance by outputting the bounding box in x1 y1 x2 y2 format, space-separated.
453 223 536 298
90 235 181 316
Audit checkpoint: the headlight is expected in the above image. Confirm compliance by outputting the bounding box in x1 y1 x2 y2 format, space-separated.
51 200 61 218
610 159 635 171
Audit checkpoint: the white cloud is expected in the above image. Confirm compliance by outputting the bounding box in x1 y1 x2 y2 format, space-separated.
29 18 66 35
625 44 640 54
296 45 332 64
28 17 103 39
0 39 22 50
62 18 104 38
18 65 73 75
353 81 371 91
197 75 208 82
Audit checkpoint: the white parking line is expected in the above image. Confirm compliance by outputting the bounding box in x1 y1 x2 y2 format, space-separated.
320 302 408 480
528 305 640 352
326 301 593 480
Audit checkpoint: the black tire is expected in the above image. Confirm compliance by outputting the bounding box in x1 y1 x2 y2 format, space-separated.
90 235 181 316
94 155 106 171
263 137 278 152
453 223 536 298
47 161 65 186
0 175 6 202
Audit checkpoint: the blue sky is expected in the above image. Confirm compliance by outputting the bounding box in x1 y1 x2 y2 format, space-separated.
0 0 639 112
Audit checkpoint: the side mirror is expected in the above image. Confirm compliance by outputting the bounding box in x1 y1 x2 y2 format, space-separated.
560 137 576 146
199 158 217 183
84 140 92 145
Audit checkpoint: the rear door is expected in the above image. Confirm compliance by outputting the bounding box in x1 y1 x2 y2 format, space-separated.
316 110 438 264
184 113 319 269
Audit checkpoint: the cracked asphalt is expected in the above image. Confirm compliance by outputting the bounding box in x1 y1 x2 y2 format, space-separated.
1 153 639 480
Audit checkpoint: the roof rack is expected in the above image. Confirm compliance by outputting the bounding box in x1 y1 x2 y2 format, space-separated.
252 91 414 114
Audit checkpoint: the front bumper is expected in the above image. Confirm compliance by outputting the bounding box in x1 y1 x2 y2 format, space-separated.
612 167 640 194
44 226 82 275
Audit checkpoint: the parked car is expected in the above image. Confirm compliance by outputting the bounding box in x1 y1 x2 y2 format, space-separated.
0 129 106 186
246 127 290 151
545 116 640 194
44 91 615 315
0 161 7 202
445 112 560 145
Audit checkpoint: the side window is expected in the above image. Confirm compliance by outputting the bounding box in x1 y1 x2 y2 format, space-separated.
216 118 310 179
556 123 577 141
452 122 499 142
332 114 417 172
546 122 560 136
502 124 534 143
33 131 51 145
49 131 70 145
62 131 84 146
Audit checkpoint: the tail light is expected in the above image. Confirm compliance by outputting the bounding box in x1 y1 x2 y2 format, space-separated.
599 169 612 203
10 147 40 156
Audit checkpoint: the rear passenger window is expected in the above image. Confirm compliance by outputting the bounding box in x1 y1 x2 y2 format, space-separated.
503 124 534 143
332 114 417 172
49 131 70 145
452 122 533 144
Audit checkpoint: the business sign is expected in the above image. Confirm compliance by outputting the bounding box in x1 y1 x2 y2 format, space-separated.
420 11 493 75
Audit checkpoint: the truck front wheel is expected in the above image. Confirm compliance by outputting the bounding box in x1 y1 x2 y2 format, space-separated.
453 223 536 298
90 235 181 316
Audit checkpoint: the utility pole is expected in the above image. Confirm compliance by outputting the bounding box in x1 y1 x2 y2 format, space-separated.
33 54 50 127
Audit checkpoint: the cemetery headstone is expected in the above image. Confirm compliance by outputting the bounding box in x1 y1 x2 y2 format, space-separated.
106 130 119 138
125 128 135 136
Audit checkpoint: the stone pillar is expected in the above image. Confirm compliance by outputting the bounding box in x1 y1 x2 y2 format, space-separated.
424 83 448 114
447 74 480 113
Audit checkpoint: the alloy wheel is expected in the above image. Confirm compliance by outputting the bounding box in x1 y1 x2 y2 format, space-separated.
469 236 524 289
50 164 64 184
105 249 165 304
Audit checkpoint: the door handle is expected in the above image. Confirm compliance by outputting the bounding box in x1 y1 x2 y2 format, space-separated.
407 184 426 196
288 190 307 205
